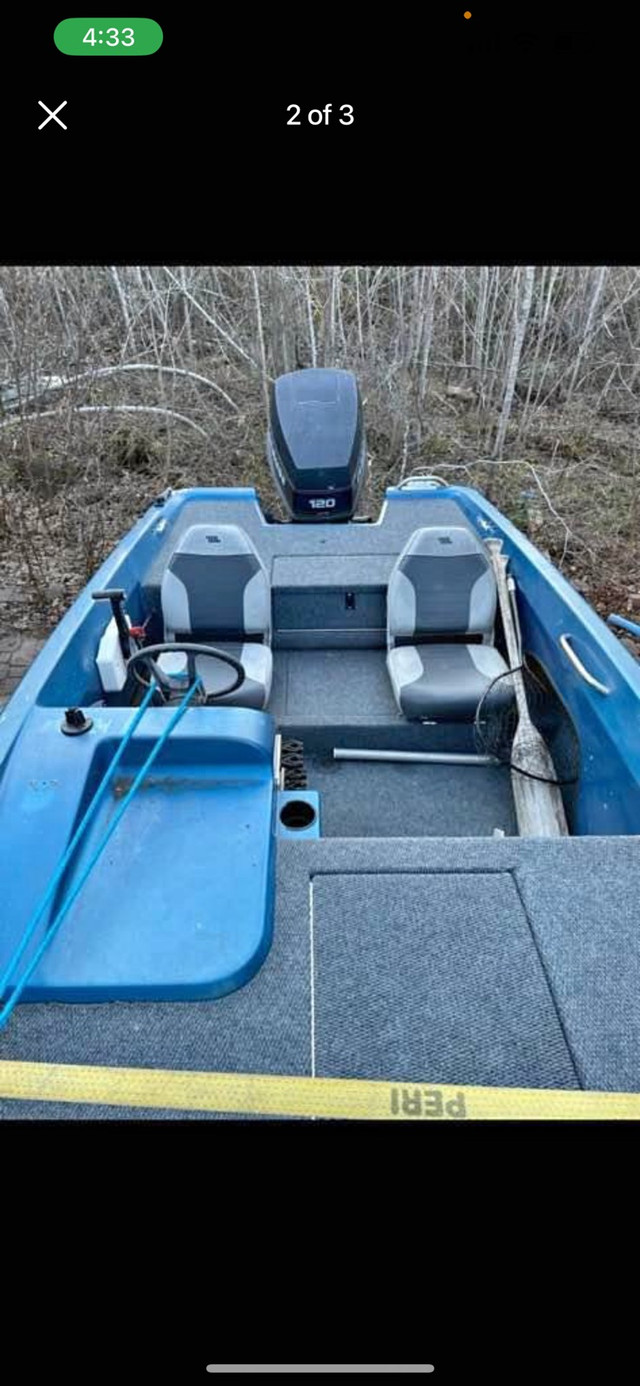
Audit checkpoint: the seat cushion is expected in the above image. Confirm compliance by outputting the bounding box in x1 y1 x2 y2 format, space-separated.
157 643 272 710
161 523 271 642
387 643 509 721
387 525 498 641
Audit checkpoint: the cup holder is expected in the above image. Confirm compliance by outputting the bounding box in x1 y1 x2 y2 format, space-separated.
279 799 317 831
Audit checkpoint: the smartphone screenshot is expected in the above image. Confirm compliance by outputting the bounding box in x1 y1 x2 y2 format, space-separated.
0 14 636 1382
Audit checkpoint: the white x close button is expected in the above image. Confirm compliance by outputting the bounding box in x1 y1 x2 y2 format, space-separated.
38 101 68 130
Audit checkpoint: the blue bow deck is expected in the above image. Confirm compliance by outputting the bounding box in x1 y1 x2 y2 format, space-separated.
0 708 277 1001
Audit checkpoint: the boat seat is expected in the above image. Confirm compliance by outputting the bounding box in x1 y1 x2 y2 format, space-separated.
386 525 509 721
159 523 273 709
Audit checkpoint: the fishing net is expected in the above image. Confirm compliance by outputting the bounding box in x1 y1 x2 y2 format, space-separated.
473 661 581 786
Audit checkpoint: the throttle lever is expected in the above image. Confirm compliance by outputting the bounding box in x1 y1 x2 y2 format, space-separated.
92 588 132 660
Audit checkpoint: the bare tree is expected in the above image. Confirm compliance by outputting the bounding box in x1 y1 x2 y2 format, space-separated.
493 266 535 458
1 263 639 637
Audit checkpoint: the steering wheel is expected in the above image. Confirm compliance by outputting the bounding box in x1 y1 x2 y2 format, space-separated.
126 642 246 703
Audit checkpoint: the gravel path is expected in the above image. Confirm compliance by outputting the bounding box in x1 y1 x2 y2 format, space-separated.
0 632 46 706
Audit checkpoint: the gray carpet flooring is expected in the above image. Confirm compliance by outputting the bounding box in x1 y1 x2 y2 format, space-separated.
312 871 577 1088
305 755 517 838
2 820 637 1114
9 833 640 1117
0 855 574 1115
270 648 401 725
144 495 472 589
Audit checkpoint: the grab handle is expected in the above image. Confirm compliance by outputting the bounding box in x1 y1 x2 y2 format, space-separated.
559 633 610 694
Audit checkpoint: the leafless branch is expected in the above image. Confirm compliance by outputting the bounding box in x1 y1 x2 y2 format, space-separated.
0 405 209 437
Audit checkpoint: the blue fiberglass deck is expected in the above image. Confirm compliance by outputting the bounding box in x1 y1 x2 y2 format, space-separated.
0 707 277 1001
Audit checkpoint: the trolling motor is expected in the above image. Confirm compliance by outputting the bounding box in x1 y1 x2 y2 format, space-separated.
266 368 368 522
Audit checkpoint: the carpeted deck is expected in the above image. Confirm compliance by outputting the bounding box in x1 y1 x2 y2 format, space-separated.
5 834 640 1118
305 754 516 837
311 871 577 1087
270 648 401 725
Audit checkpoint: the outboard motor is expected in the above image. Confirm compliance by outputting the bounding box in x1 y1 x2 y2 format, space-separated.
267 368 367 521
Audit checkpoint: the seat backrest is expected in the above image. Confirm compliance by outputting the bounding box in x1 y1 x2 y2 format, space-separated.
161 524 271 643
387 525 496 644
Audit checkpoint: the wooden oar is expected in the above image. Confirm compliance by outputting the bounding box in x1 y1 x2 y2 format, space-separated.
486 538 568 837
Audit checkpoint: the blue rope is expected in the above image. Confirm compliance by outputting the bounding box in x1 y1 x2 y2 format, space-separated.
0 677 202 1027
0 680 157 1005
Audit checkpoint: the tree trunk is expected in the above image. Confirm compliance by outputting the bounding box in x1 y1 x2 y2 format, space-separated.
493 266 535 458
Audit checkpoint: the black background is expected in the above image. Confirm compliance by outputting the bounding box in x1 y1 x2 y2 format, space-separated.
3 9 638 1380
11 12 631 261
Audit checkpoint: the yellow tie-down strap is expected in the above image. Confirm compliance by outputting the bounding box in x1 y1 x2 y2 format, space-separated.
1 1059 639 1119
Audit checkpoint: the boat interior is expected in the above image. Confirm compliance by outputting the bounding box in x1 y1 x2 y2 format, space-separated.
1 484 640 1115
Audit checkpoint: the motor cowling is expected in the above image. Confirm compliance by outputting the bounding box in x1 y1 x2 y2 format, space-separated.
267 368 367 521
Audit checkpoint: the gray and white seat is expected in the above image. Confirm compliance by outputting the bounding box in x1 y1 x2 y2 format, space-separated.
386 525 509 721
159 523 272 709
